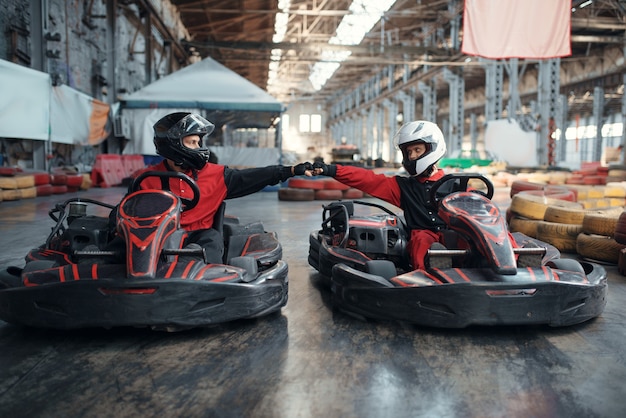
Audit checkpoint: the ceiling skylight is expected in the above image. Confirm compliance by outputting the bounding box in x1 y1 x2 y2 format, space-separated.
309 0 396 91
267 0 291 92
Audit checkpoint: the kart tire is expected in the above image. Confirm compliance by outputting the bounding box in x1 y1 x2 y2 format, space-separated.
33 172 50 185
536 220 583 253
52 185 68 194
510 193 582 220
323 178 350 190
618 248 626 275
0 177 17 189
615 211 626 244
342 188 364 199
576 233 626 264
20 187 37 199
582 210 621 237
50 173 68 185
288 177 326 190
509 180 544 198
15 175 35 189
508 216 539 238
36 184 53 196
543 206 586 225
365 260 397 280
1 189 20 201
66 174 84 188
515 188 576 202
545 258 585 274
315 189 343 200
278 187 315 201
602 185 626 198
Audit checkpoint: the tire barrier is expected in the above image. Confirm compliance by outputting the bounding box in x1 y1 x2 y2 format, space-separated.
536 220 583 253
582 210 622 237
280 176 357 201
614 211 626 245
342 188 364 199
509 193 583 220
288 177 326 190
278 187 315 201
576 233 626 264
314 189 343 200
543 205 586 225
508 216 539 238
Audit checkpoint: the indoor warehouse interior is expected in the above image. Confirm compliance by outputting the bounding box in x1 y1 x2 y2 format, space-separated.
0 1 625 417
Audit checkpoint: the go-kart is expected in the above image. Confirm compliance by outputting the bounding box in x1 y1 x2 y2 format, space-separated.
308 173 607 328
0 171 288 331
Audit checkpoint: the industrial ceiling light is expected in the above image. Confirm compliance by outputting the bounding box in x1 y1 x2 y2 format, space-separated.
309 0 396 91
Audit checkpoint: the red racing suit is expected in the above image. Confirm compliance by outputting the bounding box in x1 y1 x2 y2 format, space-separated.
332 164 450 269
137 160 292 231
333 165 519 269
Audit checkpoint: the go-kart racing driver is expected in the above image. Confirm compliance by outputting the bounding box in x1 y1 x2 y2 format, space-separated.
313 120 518 270
135 112 315 263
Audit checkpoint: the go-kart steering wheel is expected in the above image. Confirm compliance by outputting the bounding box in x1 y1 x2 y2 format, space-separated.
129 171 200 211
429 173 494 207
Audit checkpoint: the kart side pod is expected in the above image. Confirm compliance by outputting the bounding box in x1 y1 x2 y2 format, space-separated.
117 190 182 279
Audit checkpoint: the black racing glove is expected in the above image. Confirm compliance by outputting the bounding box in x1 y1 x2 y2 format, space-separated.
312 161 337 177
292 162 313 176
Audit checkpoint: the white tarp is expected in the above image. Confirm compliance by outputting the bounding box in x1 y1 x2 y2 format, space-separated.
0 58 50 140
50 85 110 145
485 118 537 167
0 59 109 145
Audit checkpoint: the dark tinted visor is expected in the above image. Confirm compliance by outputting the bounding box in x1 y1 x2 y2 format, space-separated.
168 114 215 144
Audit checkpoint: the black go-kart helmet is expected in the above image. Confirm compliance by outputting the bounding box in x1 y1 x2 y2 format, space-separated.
394 120 447 176
153 112 215 170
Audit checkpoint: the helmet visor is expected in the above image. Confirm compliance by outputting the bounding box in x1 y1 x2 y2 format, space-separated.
168 114 215 146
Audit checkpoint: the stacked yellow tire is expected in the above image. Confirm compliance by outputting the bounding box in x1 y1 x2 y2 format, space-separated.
0 173 36 202
576 208 626 264
614 212 626 274
508 187 626 261
0 168 91 203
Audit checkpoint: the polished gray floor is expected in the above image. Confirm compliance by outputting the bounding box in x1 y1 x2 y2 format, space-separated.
0 186 625 418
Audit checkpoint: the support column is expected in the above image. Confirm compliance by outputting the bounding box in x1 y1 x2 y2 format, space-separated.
418 80 437 122
484 59 503 122
593 86 605 162
443 68 464 154
537 58 560 166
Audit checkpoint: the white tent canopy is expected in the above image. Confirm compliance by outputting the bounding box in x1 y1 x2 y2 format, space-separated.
119 57 284 157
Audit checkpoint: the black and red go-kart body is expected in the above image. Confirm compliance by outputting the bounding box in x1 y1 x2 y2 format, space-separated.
0 171 288 331
308 173 607 328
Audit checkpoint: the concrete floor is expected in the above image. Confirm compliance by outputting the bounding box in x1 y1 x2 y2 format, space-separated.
0 186 625 418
